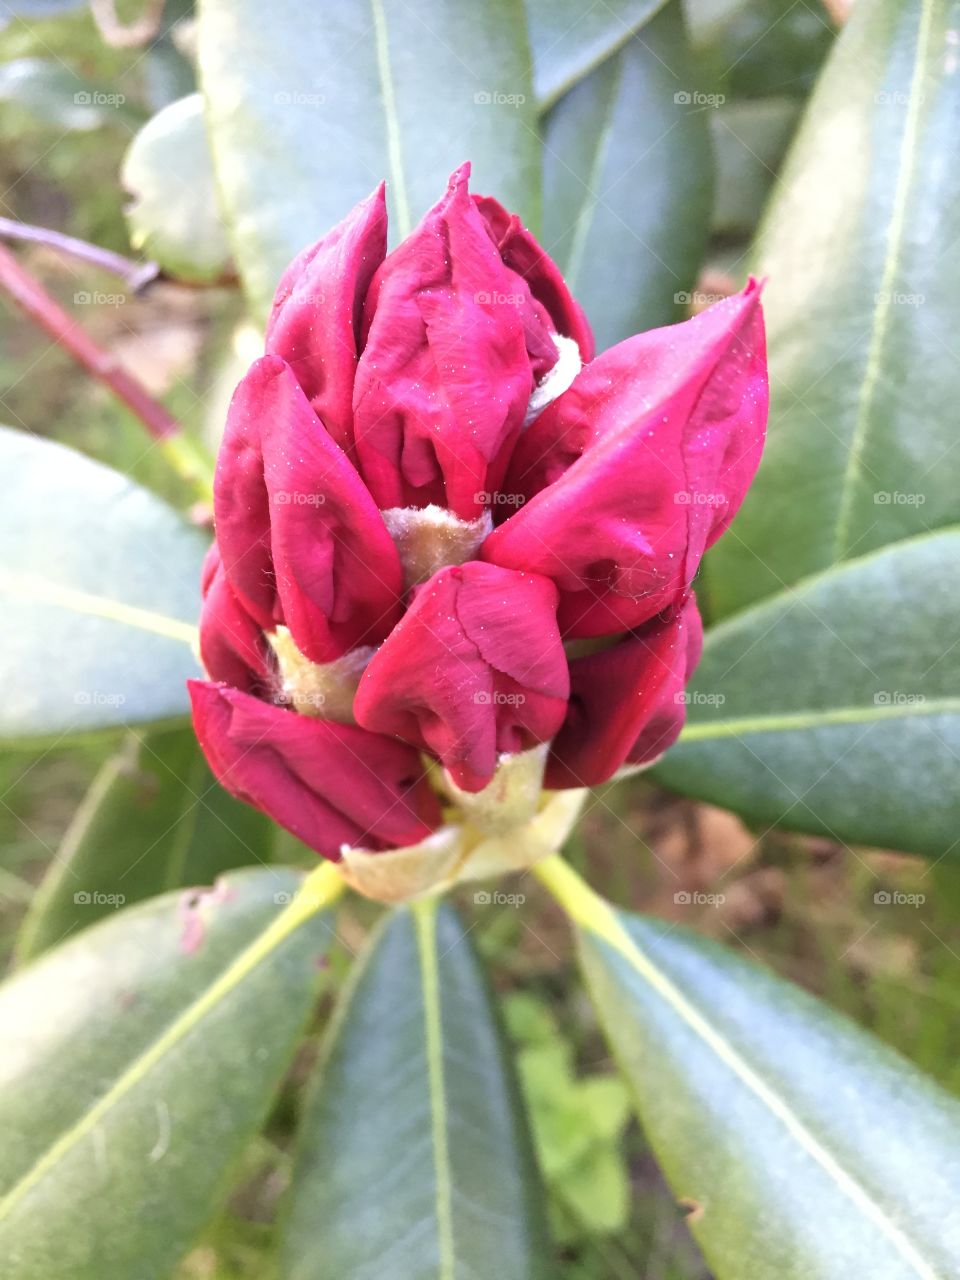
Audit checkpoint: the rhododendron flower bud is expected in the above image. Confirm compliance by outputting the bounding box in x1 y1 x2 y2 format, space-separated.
354 561 569 792
192 164 768 887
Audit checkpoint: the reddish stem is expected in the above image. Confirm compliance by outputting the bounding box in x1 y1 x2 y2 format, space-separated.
0 241 179 441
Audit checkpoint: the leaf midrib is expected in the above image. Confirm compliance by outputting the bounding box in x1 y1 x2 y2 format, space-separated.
535 856 943 1280
414 899 456 1280
679 696 960 742
0 570 198 645
830 0 935 561
369 0 411 238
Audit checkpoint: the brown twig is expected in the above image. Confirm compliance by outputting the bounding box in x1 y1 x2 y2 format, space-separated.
0 217 160 291
0 241 179 439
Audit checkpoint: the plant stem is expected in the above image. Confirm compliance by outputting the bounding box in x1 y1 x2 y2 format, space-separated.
0 217 159 290
0 242 214 498
533 853 622 938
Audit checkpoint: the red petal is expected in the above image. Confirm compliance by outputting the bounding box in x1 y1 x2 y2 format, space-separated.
217 355 403 664
545 596 702 789
198 544 271 693
266 184 387 453
352 164 535 519
485 281 767 636
189 680 441 859
214 367 276 630
354 561 569 792
474 192 594 364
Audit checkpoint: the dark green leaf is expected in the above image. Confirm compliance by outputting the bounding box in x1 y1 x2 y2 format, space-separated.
542 1 713 347
122 93 231 283
539 856 960 1280
710 97 799 237
16 725 274 961
525 0 666 109
687 0 835 102
0 865 340 1280
706 0 960 616
282 898 550 1280
198 0 539 318
0 427 206 740
658 529 960 856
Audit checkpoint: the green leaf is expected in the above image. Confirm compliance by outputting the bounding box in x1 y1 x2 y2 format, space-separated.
0 427 205 740
710 97 799 237
281 898 550 1280
0 58 146 131
538 855 960 1280
122 93 232 283
687 0 835 103
706 0 960 617
525 0 666 109
198 0 540 318
16 725 274 961
542 1 713 347
0 864 342 1280
657 529 960 856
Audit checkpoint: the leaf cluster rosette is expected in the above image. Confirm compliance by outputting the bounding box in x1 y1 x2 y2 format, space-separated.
189 163 768 900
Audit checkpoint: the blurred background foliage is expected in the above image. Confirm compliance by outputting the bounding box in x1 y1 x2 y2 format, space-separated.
3 1 959 1277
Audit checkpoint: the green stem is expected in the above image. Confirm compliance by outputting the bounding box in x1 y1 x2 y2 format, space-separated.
533 853 626 943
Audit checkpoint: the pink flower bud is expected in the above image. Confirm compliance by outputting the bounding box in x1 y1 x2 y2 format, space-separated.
193 167 768 872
